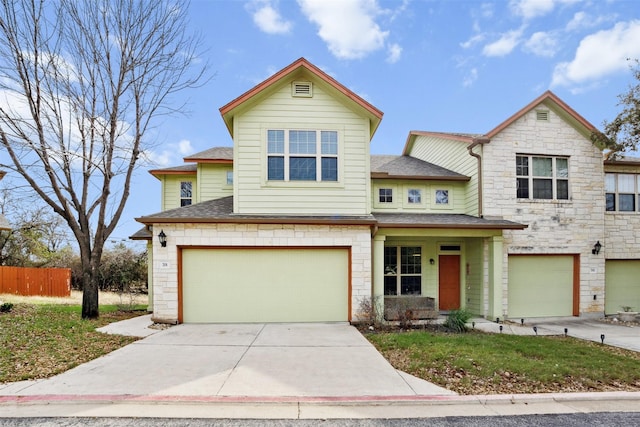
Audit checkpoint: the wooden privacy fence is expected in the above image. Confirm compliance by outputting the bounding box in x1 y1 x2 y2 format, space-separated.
0 266 71 297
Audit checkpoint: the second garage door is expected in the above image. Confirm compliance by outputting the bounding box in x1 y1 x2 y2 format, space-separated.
605 260 640 315
508 255 577 318
181 247 349 323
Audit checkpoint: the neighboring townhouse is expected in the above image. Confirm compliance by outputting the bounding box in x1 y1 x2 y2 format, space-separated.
133 57 639 324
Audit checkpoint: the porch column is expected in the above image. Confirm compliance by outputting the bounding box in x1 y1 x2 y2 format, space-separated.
487 236 504 320
146 241 154 312
372 234 386 319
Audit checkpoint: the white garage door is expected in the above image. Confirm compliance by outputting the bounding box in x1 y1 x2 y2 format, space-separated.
508 255 575 318
181 248 349 323
605 260 640 315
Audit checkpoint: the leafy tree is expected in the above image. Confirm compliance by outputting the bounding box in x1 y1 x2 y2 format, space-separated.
0 0 206 318
0 186 72 267
592 60 640 158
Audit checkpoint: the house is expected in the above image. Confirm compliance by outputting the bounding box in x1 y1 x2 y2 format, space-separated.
133 57 639 324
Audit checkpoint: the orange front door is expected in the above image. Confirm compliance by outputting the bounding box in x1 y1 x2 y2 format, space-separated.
439 255 460 310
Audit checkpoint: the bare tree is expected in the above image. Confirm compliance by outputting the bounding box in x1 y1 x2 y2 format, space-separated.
0 0 206 318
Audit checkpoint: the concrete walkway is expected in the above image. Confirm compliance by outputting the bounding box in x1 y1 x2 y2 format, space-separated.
1 316 639 419
471 317 640 352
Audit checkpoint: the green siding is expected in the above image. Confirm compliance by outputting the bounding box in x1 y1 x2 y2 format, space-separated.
182 248 349 323
407 136 478 216
605 260 640 314
508 256 573 318
372 179 467 213
198 164 233 202
233 75 371 215
161 174 197 211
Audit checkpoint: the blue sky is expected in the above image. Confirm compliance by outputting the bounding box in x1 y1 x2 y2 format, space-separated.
113 0 640 244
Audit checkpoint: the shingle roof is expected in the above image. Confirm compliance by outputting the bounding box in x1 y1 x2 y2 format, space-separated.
184 147 233 162
370 155 469 181
129 226 152 240
373 213 526 230
136 196 377 225
136 196 526 230
149 164 197 175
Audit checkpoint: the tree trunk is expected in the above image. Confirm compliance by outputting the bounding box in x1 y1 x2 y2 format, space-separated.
80 250 99 319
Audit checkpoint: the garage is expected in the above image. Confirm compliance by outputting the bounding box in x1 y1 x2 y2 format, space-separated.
605 260 640 315
180 247 350 323
508 255 578 318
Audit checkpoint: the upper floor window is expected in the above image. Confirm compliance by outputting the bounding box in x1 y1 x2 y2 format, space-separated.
226 170 233 185
180 181 192 207
267 129 338 182
379 188 393 203
435 189 449 205
407 189 421 204
516 155 569 200
606 173 639 212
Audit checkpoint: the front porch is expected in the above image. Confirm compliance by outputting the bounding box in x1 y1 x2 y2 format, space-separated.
372 222 517 321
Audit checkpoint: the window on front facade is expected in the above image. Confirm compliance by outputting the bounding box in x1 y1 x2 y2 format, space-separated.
266 129 338 182
180 181 192 207
226 170 233 185
435 189 449 204
379 188 393 203
606 173 639 212
516 155 569 200
408 189 421 204
383 246 422 296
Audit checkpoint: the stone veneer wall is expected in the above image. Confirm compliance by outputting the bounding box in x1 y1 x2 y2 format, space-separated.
603 165 640 259
482 107 606 317
151 222 372 323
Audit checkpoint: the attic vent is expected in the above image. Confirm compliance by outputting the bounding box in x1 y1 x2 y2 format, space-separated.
292 81 312 97
536 110 550 121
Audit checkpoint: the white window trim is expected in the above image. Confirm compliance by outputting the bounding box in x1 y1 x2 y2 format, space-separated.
516 154 570 201
266 129 339 183
605 173 639 213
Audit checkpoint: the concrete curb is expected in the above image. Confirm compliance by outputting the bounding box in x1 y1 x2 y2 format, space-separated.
2 391 640 419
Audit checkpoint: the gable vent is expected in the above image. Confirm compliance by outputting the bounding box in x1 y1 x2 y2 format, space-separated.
536 110 549 121
292 81 313 97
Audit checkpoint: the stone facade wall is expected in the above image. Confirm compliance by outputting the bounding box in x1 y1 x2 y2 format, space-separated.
151 222 372 323
482 107 606 316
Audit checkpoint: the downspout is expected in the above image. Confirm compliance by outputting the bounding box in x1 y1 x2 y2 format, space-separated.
467 137 490 218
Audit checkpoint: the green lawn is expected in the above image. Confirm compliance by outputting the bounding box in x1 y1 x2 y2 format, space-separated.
367 330 640 394
0 303 146 383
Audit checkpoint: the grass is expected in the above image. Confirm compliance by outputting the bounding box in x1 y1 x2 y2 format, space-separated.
0 303 146 383
367 330 640 395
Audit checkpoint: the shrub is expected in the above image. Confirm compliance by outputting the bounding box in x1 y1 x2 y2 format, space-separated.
0 302 14 313
444 309 472 333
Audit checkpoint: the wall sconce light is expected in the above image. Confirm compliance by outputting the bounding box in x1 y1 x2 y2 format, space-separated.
158 230 167 247
592 241 602 255
429 258 435 265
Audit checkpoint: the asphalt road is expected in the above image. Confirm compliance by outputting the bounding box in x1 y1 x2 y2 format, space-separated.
1 413 639 426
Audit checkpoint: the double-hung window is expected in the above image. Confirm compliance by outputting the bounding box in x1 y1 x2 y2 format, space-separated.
516 155 569 200
383 246 422 296
606 173 638 212
267 129 338 182
180 181 192 207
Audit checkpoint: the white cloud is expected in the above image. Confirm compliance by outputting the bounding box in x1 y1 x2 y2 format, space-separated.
463 68 479 87
566 10 618 32
509 0 581 20
247 0 292 34
482 29 524 57
386 43 402 63
523 31 558 57
460 33 485 49
177 139 194 156
297 0 390 59
552 20 640 87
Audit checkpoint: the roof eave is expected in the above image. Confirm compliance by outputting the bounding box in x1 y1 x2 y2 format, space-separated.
377 222 527 230
371 173 470 181
135 216 378 226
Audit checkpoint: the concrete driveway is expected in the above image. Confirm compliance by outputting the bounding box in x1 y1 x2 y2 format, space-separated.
3 322 454 398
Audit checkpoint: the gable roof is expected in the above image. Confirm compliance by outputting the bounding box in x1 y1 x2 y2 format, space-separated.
402 131 482 156
183 147 233 163
486 90 597 139
219 57 383 139
371 155 469 181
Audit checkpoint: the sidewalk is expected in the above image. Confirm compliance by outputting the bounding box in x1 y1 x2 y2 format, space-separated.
1 315 639 419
